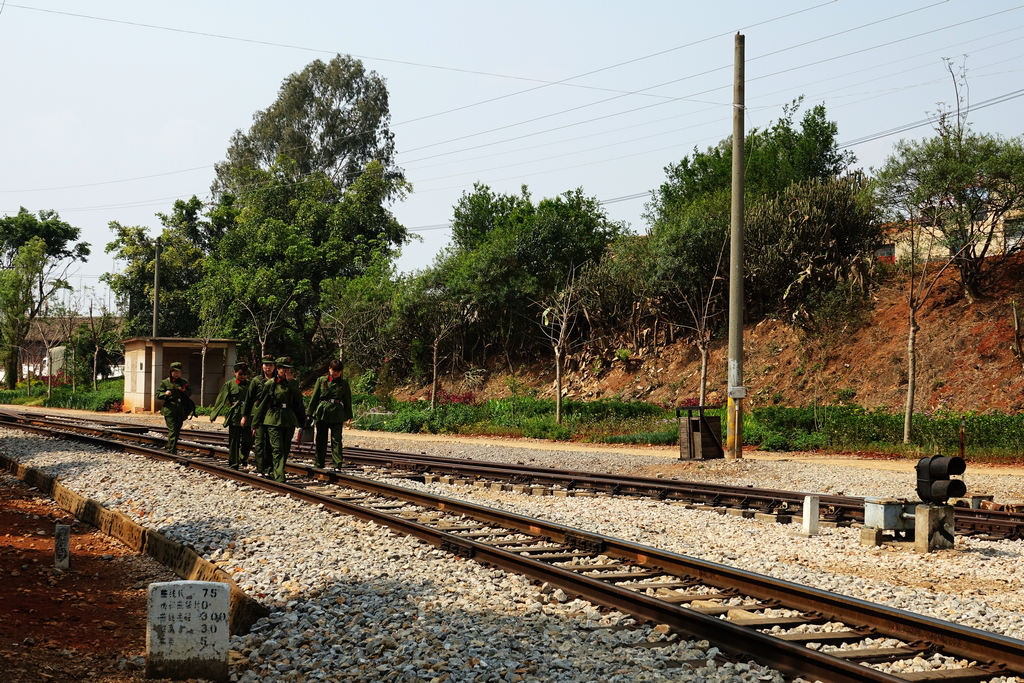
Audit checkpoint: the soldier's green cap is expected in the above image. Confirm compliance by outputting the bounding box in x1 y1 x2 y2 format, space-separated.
261 354 276 364
275 356 293 368
233 362 248 372
169 361 183 370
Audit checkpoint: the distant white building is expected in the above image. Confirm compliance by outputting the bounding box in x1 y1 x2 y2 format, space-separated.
875 212 1024 264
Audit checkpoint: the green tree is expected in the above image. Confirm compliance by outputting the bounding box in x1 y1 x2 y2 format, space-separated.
0 207 90 269
435 184 622 366
0 208 89 388
102 222 204 337
874 114 1024 302
745 174 880 319
0 240 54 387
204 158 408 369
214 54 402 196
320 250 399 370
156 195 238 255
584 233 661 352
645 100 854 223
76 297 121 390
650 193 731 404
642 101 868 359
450 183 535 251
539 269 587 423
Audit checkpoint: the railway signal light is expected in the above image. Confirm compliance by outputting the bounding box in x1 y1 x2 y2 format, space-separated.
915 455 966 504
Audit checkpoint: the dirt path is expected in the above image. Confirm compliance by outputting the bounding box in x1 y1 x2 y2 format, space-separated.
0 471 176 682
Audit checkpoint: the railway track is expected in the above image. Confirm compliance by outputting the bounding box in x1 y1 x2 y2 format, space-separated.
11 410 1024 540
2 410 1024 681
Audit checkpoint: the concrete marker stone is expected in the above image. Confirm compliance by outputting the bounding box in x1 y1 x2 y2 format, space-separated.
801 495 820 536
147 580 230 681
54 524 70 570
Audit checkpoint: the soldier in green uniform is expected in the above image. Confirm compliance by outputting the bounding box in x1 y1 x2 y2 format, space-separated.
156 361 190 454
253 356 305 483
244 355 276 476
307 359 353 469
210 362 252 470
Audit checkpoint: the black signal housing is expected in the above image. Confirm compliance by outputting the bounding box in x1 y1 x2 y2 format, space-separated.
915 455 966 504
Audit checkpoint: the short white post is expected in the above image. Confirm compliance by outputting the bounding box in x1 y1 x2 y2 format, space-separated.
146 580 230 682
54 524 70 570
801 495 820 537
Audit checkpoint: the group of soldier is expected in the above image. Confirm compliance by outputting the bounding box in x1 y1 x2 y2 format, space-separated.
157 355 353 483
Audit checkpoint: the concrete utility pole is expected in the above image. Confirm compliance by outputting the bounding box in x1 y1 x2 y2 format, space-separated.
152 236 160 338
726 32 746 460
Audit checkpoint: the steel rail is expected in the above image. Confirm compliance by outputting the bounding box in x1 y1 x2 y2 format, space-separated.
0 413 904 682
2 412 1023 681
9 408 1024 540
9 409 1024 540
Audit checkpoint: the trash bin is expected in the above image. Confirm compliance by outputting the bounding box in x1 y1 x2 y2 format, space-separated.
678 407 723 460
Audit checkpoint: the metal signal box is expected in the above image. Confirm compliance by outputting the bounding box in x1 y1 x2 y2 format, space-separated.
864 498 915 531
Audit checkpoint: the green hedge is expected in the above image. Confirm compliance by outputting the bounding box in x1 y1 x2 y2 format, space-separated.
0 379 125 411
41 379 125 411
745 405 1024 455
350 395 1024 454
352 395 671 442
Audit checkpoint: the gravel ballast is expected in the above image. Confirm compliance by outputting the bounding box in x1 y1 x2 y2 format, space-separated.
0 429 785 682
4 416 1023 682
348 432 1024 640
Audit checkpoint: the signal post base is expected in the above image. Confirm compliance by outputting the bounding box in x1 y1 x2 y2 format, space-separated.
915 504 955 553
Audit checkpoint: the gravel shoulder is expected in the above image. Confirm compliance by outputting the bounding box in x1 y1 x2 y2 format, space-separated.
0 428 782 682
4 407 1023 681
0 470 176 682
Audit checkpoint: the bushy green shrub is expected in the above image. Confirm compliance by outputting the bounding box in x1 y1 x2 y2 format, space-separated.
0 386 46 405
743 421 767 447
352 369 377 395
790 430 827 451
488 396 553 427
563 398 664 421
347 393 1024 456
750 406 818 432
520 417 572 440
759 431 791 452
40 379 125 412
423 402 488 434
747 405 1024 456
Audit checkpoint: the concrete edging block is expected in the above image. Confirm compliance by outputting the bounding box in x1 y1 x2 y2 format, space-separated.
1 454 268 634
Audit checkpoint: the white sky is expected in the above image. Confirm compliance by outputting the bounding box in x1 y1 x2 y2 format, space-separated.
2 1 1022 307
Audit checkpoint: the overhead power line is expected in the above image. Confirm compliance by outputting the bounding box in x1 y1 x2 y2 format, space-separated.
839 86 1024 147
5 1 831 103
0 165 211 194
12 79 1021 220
400 8 1024 167
0 2 836 194
399 1 954 156
5 3 560 84
10 3 1005 197
396 0 840 126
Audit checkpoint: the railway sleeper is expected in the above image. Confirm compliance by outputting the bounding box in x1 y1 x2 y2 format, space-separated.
828 645 927 664
898 666 1010 682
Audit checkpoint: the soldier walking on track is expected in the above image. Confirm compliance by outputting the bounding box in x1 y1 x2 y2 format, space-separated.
253 357 305 483
156 361 190 454
245 355 276 476
210 362 252 470
307 359 353 469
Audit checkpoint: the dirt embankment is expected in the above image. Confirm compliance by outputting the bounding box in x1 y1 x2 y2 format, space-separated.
405 255 1024 413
